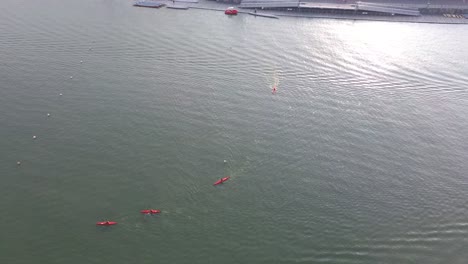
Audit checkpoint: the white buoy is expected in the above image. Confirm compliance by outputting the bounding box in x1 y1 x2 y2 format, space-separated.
47 113 51 117
59 93 63 96
70 76 73 79
80 60 83 64
33 135 37 139
224 160 227 163
17 161 21 166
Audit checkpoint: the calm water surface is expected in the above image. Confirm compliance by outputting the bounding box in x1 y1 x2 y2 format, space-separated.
1 0 468 263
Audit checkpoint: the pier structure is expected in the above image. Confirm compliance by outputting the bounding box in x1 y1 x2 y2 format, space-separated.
238 0 468 16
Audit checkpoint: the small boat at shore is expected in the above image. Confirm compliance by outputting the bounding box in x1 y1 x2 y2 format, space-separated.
134 1 165 8
248 12 279 19
225 7 238 15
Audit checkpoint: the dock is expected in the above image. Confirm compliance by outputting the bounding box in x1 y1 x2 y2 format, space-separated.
239 0 468 16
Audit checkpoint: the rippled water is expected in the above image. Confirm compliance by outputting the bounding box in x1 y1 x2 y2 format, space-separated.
1 0 468 263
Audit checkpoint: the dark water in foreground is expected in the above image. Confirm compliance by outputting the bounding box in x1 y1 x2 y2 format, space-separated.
1 0 468 263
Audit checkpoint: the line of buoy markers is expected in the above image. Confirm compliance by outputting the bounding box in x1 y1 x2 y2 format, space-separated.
17 46 90 166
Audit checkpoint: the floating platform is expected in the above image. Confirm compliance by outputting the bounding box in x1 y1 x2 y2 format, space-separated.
248 12 279 19
134 1 166 8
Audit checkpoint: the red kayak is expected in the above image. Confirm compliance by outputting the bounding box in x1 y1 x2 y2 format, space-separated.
140 209 161 214
96 221 117 226
213 176 230 186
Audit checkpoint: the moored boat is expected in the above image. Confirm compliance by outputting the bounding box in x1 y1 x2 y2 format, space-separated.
225 7 238 15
